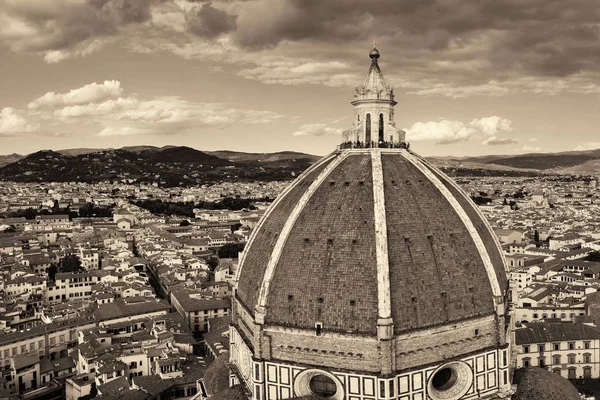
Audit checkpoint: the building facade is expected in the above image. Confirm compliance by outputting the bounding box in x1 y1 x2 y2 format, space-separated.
515 322 600 379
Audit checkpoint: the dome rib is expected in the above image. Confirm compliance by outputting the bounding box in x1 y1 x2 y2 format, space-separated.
418 156 509 291
264 153 379 334
255 151 352 320
236 153 338 313
370 149 393 336
238 152 337 269
401 150 503 298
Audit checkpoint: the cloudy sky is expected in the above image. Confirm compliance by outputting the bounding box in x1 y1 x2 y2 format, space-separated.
1 0 599 157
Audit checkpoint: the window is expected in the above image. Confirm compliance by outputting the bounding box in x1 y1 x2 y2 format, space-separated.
584 367 592 378
59 335 65 343
523 358 531 368
30 343 35 351
538 345 544 353
533 313 538 319
553 368 562 376
539 357 546 368
568 354 576 364
568 368 576 379
584 342 591 349
315 322 323 336
554 343 560 351
21 345 26 353
584 354 591 363
50 337 55 346
553 355 561 365
309 375 337 397
523 346 530 353
568 342 575 350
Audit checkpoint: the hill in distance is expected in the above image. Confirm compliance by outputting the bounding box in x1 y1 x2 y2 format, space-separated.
1 145 599 186
0 146 319 186
453 148 600 170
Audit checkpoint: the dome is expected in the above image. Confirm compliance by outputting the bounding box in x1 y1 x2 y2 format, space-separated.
229 47 512 400
512 367 581 400
236 148 508 337
203 352 230 396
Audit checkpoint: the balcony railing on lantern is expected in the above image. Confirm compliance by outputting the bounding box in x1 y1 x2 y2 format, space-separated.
338 141 410 150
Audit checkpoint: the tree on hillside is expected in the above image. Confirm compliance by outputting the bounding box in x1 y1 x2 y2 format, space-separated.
230 222 242 233
58 254 84 273
218 242 246 259
587 251 600 262
179 219 191 226
48 263 58 282
207 257 219 271
78 203 113 218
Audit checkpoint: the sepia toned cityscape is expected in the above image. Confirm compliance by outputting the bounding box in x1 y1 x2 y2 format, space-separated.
1 1 600 400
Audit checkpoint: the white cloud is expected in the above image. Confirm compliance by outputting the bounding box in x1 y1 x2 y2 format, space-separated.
482 136 518 146
239 60 358 87
405 120 476 144
406 116 514 145
293 123 343 137
47 94 285 136
54 97 139 118
470 116 512 136
574 142 600 151
0 107 39 135
97 126 142 137
2 80 285 139
28 80 124 109
522 145 541 152
408 82 513 98
528 138 538 142
82 97 285 136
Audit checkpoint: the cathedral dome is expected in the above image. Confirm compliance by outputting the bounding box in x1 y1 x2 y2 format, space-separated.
236 149 508 338
229 48 512 400
512 367 581 400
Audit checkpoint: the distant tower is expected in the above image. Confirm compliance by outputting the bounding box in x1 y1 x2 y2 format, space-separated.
344 47 406 146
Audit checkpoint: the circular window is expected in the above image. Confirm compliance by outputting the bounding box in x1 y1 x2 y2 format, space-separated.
431 368 458 391
428 361 473 400
309 374 337 397
293 369 344 400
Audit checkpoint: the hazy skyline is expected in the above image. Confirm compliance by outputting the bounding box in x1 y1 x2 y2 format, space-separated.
1 0 599 157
